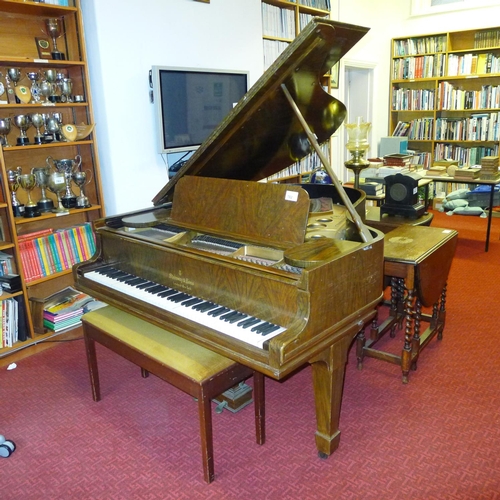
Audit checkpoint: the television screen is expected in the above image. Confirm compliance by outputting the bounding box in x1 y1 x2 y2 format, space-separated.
151 66 249 154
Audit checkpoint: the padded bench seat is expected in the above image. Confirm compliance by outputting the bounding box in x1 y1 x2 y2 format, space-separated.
82 305 265 483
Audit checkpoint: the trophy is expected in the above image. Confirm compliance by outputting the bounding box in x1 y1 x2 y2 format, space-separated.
31 113 45 145
13 114 32 146
26 71 41 103
18 173 41 218
46 154 81 209
44 18 65 60
32 166 54 213
44 69 59 102
58 78 73 103
0 117 11 147
7 167 24 217
7 68 21 104
39 80 53 105
47 171 69 214
72 169 92 208
45 114 61 142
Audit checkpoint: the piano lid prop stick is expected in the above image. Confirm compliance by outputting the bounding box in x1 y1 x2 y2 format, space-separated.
280 83 373 244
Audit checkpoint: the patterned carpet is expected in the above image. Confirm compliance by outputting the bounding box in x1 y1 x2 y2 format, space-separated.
1 210 500 500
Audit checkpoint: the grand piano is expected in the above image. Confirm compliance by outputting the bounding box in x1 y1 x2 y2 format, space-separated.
74 18 385 458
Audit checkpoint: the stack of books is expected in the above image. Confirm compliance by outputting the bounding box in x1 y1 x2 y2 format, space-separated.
480 155 500 180
453 166 481 180
42 287 97 334
359 182 384 196
426 165 448 176
383 153 413 169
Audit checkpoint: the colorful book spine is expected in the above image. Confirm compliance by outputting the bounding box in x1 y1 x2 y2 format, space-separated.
47 234 63 273
32 239 48 277
54 231 70 271
70 227 84 263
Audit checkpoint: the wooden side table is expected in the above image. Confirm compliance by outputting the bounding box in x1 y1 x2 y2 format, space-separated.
356 225 458 383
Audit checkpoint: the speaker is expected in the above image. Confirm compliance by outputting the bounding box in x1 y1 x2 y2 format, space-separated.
380 172 425 219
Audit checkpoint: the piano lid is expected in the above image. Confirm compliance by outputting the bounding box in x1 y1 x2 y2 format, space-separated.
152 18 369 207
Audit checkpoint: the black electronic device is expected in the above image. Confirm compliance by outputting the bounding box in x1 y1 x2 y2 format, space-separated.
380 172 425 219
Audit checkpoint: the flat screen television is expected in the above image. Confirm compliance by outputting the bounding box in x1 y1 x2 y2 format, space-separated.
151 66 249 154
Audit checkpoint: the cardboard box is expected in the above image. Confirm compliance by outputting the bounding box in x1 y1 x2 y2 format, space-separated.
433 197 445 211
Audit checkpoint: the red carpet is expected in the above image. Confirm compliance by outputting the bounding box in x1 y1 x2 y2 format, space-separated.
1 209 500 499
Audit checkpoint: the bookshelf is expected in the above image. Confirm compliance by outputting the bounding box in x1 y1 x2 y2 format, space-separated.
261 0 331 183
0 0 105 356
390 27 500 171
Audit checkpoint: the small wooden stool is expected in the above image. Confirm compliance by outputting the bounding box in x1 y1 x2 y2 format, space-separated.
82 305 265 483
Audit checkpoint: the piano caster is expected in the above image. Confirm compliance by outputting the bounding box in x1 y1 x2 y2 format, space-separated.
0 435 16 458
318 451 329 460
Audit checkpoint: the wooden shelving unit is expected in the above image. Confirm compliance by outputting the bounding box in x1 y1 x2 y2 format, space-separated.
390 27 500 170
261 0 331 183
0 0 105 357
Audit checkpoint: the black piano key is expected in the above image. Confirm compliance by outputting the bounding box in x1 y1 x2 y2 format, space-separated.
116 274 136 282
146 284 169 294
123 277 147 285
207 306 230 317
251 322 275 333
168 293 191 303
260 324 280 336
192 301 218 312
238 317 261 328
220 311 246 323
157 289 179 298
181 297 203 307
136 281 157 290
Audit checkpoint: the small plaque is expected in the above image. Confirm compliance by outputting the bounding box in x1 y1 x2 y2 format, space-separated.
35 37 52 59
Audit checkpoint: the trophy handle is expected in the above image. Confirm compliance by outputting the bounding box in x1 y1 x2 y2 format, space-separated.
85 169 93 184
46 155 55 170
74 154 82 171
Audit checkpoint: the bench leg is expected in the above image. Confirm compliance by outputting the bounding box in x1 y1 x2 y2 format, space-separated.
84 334 101 402
197 390 215 483
253 371 265 445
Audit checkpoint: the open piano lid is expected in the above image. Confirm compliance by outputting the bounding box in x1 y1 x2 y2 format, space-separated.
152 18 369 206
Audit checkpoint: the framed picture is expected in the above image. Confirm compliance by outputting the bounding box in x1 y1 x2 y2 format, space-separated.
330 63 339 89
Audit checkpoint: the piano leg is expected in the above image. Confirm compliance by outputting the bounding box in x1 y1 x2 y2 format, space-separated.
310 317 373 458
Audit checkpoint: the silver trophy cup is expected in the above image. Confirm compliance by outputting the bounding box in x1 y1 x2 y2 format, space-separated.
32 166 54 212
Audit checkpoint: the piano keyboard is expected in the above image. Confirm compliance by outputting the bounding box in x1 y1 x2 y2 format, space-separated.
84 266 286 349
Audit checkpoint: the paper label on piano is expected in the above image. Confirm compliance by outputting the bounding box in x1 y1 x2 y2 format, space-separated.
285 190 299 202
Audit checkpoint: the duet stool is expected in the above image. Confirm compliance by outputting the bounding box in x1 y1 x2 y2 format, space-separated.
82 305 265 483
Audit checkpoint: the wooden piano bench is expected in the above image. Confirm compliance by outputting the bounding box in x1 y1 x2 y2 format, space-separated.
356 225 458 384
81 305 265 484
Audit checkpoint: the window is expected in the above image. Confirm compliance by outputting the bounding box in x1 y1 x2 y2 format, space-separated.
411 0 498 16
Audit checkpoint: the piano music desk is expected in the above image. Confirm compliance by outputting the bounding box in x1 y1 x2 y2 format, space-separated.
356 225 457 383
82 306 265 483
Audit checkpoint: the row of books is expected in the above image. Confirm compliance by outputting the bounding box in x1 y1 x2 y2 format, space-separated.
437 82 500 111
393 35 447 57
392 117 434 140
392 54 445 80
0 251 15 276
474 29 500 49
433 144 499 167
261 4 295 40
447 52 500 77
18 223 96 283
263 39 289 71
0 297 27 349
299 13 314 31
296 0 330 9
391 87 435 111
435 113 500 142
266 143 329 182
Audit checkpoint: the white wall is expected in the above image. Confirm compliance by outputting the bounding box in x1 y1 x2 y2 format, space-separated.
80 0 262 215
80 0 500 215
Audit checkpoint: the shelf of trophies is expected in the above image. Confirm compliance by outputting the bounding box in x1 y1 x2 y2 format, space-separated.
0 0 104 356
